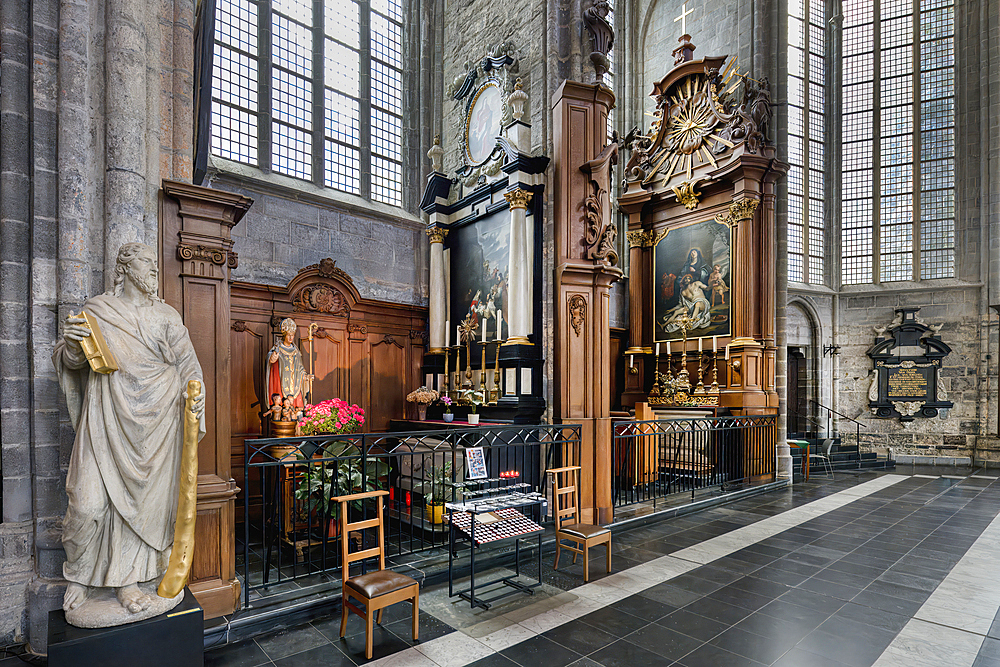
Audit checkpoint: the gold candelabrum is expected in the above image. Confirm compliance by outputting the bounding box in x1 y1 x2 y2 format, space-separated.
491 339 502 403
647 314 722 407
442 344 451 399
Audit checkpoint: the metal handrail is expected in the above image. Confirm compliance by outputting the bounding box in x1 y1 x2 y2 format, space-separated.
809 399 865 468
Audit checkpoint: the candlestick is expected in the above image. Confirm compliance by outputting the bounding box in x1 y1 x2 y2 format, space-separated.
443 344 450 397
492 340 501 402
480 342 487 392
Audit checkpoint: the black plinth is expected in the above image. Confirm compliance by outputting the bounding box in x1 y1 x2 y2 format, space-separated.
48 588 203 667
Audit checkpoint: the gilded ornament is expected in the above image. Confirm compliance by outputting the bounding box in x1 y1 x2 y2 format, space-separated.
671 180 702 210
426 227 449 244
627 230 648 249
504 188 533 210
715 198 759 227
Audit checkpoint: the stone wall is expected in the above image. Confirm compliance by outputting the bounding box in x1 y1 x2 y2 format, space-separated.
212 180 427 305
836 286 984 455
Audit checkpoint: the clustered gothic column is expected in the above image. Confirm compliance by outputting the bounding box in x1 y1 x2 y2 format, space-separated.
426 227 448 352
504 188 533 345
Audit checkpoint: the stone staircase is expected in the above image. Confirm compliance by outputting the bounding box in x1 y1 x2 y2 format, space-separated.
790 436 895 480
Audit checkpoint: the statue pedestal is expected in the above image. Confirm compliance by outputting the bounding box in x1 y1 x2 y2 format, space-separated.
48 588 203 667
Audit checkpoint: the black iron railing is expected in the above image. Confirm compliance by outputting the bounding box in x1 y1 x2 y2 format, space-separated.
241 424 581 607
612 415 777 509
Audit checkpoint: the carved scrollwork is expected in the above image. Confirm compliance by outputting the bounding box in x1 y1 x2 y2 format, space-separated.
228 251 239 268
409 330 429 342
671 180 702 210
231 320 262 338
293 284 350 317
348 324 367 337
177 243 227 265
892 401 924 418
569 295 587 337
582 180 619 264
297 258 355 286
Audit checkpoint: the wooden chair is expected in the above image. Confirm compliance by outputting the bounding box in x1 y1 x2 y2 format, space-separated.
546 466 611 582
333 490 419 659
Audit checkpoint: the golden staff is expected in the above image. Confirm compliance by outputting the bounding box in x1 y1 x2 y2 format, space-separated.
307 322 318 403
158 380 201 599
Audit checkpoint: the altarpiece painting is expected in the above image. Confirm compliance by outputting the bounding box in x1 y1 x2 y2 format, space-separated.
653 217 731 342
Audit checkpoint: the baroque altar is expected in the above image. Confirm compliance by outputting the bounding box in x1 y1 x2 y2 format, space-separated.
618 38 788 417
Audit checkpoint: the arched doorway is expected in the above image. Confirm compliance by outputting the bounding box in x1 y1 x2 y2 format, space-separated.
787 301 820 437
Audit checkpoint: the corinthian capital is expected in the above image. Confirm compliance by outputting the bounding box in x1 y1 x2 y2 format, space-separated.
504 188 533 210
425 227 449 244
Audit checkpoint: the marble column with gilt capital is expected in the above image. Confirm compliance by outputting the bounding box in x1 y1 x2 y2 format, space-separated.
504 188 533 344
426 226 448 352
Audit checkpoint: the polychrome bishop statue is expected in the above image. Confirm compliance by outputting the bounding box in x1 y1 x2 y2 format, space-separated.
53 242 206 628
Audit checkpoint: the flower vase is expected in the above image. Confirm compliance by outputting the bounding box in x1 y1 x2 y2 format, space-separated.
468 413 480 425
443 413 454 422
417 404 427 421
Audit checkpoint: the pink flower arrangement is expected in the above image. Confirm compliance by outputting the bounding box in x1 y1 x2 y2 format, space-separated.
299 398 365 436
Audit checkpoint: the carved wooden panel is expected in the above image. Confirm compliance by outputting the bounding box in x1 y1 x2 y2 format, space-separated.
312 325 348 402
192 509 221 581
367 335 406 432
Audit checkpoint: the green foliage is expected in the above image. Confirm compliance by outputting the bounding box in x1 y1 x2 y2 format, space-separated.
424 461 452 506
293 440 389 517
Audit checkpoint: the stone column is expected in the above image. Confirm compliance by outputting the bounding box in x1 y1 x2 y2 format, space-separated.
104 0 151 269
426 227 448 352
504 188 533 345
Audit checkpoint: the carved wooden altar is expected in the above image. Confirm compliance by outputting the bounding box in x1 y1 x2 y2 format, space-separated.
618 42 788 418
229 260 427 525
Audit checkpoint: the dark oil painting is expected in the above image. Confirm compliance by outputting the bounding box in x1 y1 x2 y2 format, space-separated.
652 217 732 343
449 209 509 343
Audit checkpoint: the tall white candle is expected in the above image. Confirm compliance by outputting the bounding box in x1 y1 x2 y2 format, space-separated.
712 335 717 353
457 325 462 346
497 309 503 340
698 337 703 353
725 344 730 360
666 340 671 356
445 320 450 347
629 355 634 369
655 343 660 357
482 318 487 343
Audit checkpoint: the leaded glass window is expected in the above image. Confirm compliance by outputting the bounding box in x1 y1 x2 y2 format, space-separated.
787 0 826 285
840 0 954 284
212 0 405 207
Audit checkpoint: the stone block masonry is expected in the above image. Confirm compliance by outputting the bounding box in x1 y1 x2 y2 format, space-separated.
217 182 427 306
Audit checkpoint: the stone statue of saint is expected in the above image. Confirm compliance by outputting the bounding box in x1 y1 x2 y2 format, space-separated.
267 317 311 411
53 242 205 627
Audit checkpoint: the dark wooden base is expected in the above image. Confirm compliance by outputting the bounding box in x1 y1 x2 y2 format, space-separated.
48 588 203 667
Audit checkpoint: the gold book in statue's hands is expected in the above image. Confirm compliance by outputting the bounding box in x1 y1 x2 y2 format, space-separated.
76 311 119 374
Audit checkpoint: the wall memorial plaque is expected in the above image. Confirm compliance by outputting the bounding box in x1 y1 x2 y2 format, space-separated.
866 307 952 421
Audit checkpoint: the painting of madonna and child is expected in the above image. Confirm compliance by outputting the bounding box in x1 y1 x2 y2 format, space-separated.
653 218 732 344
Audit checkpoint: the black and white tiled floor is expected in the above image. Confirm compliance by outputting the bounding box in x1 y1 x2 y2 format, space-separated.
204 469 1000 667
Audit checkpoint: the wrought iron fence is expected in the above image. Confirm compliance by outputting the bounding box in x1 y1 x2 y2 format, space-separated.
612 415 777 509
241 424 581 607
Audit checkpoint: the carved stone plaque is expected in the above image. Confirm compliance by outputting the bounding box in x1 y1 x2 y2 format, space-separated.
866 307 952 421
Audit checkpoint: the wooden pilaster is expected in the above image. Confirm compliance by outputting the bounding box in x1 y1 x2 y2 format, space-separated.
552 81 622 525
159 180 252 618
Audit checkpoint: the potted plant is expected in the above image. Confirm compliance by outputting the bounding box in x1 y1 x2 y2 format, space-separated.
424 461 452 524
294 439 389 538
461 389 484 425
406 386 439 421
299 398 365 436
440 396 454 422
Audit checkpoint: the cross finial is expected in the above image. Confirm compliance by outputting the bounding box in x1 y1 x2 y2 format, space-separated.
674 1 694 36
